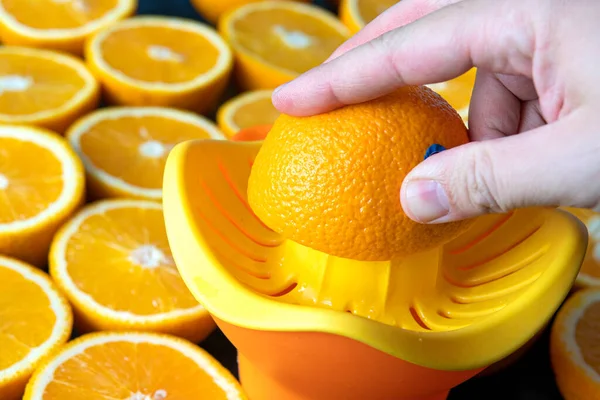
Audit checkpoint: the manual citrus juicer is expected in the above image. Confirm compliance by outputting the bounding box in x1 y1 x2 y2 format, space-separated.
162 89 587 400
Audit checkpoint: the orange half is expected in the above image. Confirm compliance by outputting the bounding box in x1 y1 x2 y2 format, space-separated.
85 16 234 113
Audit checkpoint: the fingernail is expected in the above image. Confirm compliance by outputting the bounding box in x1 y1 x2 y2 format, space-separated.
405 180 450 223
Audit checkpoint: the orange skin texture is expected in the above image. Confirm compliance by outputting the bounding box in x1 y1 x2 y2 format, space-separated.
248 86 473 261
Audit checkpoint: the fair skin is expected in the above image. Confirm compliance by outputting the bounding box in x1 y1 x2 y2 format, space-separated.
272 0 600 224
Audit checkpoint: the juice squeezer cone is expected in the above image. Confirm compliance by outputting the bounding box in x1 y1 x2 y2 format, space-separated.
163 138 587 400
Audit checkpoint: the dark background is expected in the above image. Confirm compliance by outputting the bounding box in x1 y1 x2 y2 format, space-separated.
138 0 564 398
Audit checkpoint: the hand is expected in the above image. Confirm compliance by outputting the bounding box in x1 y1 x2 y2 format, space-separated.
272 0 600 224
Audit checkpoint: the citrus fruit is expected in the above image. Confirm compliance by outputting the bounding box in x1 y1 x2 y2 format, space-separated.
0 255 72 400
0 46 99 133
190 0 310 24
67 106 226 201
231 124 272 141
550 288 600 400
218 1 350 90
248 85 472 261
426 68 476 125
24 331 247 400
216 89 279 138
0 0 135 55
85 16 234 114
0 125 85 267
49 199 216 343
563 207 600 288
339 0 398 33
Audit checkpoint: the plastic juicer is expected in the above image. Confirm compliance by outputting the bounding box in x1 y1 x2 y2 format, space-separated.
163 139 588 400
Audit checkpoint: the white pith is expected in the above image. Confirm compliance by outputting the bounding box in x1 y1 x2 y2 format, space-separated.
67 106 226 200
51 199 205 322
0 74 32 94
28 332 244 399
273 25 313 49
0 257 70 384
0 125 81 233
88 16 233 91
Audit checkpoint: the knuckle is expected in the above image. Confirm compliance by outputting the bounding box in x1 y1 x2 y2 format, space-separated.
460 145 506 213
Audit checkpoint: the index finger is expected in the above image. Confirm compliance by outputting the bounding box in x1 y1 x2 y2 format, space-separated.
273 0 537 116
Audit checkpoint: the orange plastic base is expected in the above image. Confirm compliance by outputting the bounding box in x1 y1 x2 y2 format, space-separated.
215 318 482 400
238 355 450 400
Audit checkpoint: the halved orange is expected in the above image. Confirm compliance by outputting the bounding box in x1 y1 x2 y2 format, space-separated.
218 1 350 90
216 90 279 138
339 0 398 33
550 288 600 400
0 125 85 267
563 207 600 289
85 16 234 114
0 0 135 55
191 0 311 24
24 331 247 400
425 68 476 125
67 106 226 201
0 255 72 400
49 199 216 343
0 46 99 133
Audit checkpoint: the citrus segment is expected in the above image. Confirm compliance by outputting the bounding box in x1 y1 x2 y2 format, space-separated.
339 0 398 33
85 16 233 113
563 207 600 288
0 46 99 133
550 288 600 400
248 85 472 261
0 256 72 400
219 1 350 90
24 332 247 400
190 0 310 24
216 90 279 138
67 107 226 200
0 125 84 267
49 199 215 343
0 0 135 55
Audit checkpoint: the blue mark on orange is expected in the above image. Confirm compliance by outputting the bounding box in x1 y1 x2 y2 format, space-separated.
424 144 446 160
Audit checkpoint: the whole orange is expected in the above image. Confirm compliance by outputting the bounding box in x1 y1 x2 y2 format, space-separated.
247 86 472 261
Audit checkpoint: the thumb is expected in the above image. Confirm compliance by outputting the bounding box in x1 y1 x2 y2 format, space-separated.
400 115 600 223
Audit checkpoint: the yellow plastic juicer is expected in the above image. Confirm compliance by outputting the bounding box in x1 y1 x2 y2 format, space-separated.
163 139 587 400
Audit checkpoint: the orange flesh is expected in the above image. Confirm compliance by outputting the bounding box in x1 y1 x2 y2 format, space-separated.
40 340 233 399
0 53 86 115
0 267 55 369
63 206 200 315
357 0 398 24
0 137 63 223
231 8 347 73
232 97 279 130
99 26 221 84
79 115 218 189
576 301 600 375
1 0 119 29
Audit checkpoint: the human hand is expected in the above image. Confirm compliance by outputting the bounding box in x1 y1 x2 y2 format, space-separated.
272 0 600 224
